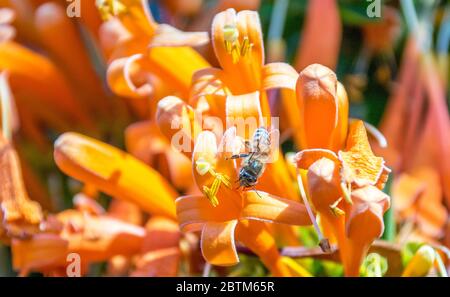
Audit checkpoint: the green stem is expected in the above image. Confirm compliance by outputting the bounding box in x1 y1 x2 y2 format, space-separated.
382 174 396 242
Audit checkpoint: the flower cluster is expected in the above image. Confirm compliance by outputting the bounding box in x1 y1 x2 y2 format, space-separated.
0 0 448 277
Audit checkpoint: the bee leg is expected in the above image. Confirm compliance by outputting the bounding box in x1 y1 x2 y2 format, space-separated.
226 153 250 160
233 179 241 190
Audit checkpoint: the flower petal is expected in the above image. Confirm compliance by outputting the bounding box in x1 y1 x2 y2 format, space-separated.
338 120 390 188
107 54 153 98
156 96 201 159
0 41 93 128
175 195 239 232
262 62 298 90
108 200 143 226
11 234 68 274
54 132 177 219
226 91 263 139
147 46 210 97
125 120 193 190
306 157 342 213
296 64 340 150
241 191 311 225
149 24 209 48
57 210 146 262
131 216 181 276
0 135 43 240
211 8 264 93
344 185 390 276
346 186 390 240
201 220 239 266
235 220 291 276
142 216 180 252
189 67 230 122
295 148 339 170
131 247 180 276
34 2 109 114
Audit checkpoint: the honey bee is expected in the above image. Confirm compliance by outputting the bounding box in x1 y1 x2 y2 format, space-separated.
227 127 279 190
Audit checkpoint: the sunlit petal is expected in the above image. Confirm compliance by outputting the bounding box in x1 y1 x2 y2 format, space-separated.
54 133 177 219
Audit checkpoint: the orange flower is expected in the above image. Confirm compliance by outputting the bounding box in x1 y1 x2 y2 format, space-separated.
296 120 391 276
131 216 181 276
53 132 177 219
0 40 96 149
392 167 447 239
12 206 147 276
0 133 43 242
176 129 311 276
296 63 348 151
98 0 210 99
125 120 192 191
206 8 300 118
170 9 308 206
34 2 111 116
377 34 449 243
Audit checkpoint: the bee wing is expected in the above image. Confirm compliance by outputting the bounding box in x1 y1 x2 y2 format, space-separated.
266 128 280 163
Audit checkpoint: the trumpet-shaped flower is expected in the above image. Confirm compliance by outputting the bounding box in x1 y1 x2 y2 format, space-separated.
12 206 146 276
176 129 312 276
296 120 391 276
0 133 43 242
98 0 210 99
296 63 348 151
54 132 178 219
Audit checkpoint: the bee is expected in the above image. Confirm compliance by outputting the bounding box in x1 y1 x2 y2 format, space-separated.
227 127 279 190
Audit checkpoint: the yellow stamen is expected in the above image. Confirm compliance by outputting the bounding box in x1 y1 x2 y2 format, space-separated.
240 37 251 57
203 185 219 207
224 40 232 54
231 45 241 64
96 0 128 20
212 172 231 189
222 24 252 64
195 158 231 207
